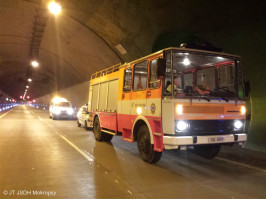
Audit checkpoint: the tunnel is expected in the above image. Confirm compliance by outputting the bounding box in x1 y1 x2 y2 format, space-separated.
0 0 266 198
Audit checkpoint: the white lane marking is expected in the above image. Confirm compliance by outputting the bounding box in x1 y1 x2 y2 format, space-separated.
59 134 94 162
38 117 43 121
127 190 133 195
216 157 266 173
0 109 13 119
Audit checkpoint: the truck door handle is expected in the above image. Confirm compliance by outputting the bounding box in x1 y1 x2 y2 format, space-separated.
122 93 125 99
147 91 151 97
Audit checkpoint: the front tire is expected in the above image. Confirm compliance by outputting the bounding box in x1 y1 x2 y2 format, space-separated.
137 125 162 163
52 114 57 120
194 144 221 159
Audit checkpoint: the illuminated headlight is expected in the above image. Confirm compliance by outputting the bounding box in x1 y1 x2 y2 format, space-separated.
234 120 243 129
67 108 74 115
176 121 189 131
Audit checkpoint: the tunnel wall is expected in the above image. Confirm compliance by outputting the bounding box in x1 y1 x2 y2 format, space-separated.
35 82 90 110
0 90 14 104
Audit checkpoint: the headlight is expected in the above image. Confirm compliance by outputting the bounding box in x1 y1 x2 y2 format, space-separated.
234 120 243 129
176 121 188 131
67 108 74 115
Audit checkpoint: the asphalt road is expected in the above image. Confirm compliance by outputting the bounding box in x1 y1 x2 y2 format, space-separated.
0 105 265 198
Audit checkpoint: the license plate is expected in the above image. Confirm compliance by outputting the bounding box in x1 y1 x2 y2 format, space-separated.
208 136 225 143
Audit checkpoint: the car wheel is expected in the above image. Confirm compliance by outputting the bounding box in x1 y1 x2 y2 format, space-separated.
77 120 81 127
84 120 88 130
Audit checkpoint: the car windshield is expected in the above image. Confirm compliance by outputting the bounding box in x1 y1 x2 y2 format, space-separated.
163 50 242 100
55 102 71 107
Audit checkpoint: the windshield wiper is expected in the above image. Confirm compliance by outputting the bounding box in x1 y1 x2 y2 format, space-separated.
198 96 211 102
219 96 229 102
217 87 235 94
210 90 229 102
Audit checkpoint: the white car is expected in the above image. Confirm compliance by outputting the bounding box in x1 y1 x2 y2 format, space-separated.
49 98 74 120
77 104 91 130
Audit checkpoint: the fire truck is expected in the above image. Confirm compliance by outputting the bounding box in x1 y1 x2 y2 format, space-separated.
86 47 250 163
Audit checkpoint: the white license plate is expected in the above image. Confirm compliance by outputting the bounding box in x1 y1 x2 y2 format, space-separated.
208 136 225 143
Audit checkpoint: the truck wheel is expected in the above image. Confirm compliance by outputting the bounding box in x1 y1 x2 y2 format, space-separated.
137 125 162 163
93 117 113 142
194 144 221 159
77 120 81 127
93 117 103 141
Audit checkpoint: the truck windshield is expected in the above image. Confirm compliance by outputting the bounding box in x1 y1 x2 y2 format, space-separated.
163 50 242 100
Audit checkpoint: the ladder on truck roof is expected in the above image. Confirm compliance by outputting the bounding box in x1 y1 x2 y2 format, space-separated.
91 63 122 80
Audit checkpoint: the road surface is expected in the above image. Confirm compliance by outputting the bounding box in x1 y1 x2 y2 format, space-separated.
0 105 265 198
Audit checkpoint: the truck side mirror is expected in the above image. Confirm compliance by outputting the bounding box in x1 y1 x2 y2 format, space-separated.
157 58 166 77
244 79 250 97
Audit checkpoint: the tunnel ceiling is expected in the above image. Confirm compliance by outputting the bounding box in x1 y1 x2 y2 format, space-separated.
0 0 265 99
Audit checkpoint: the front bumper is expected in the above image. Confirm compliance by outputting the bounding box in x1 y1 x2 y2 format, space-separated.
163 133 247 150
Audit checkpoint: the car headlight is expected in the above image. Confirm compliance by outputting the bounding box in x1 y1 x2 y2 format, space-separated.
67 108 74 115
176 121 189 131
234 120 243 129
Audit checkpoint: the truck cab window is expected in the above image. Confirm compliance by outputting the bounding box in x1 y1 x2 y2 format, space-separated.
149 59 161 89
123 67 132 92
218 63 235 92
133 60 148 91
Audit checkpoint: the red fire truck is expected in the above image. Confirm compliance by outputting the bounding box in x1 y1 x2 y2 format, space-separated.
86 47 250 163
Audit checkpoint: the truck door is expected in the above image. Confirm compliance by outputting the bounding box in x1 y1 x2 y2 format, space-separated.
119 66 133 140
131 60 148 125
146 59 162 119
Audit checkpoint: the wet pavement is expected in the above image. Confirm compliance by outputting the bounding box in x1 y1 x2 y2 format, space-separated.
0 105 265 198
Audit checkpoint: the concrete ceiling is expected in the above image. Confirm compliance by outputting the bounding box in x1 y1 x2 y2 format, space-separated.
0 0 265 99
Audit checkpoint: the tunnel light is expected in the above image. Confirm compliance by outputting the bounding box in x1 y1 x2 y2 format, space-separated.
26 85 29 88
48 2 62 15
183 58 190 66
28 78 32 82
31 60 39 68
